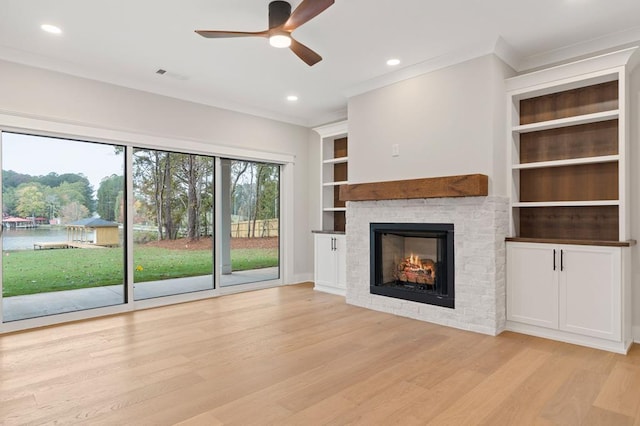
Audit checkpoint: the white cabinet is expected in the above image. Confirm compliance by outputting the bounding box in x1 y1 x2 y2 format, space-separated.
507 243 558 329
506 242 630 352
560 246 621 340
313 233 346 296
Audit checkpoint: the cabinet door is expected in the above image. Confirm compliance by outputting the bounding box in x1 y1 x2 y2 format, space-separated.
334 235 346 290
507 243 559 328
314 234 337 288
559 246 621 341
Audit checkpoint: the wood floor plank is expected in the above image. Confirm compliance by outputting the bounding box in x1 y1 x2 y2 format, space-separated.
377 368 487 424
540 369 608 425
1 283 640 425
594 361 640 417
481 352 578 425
583 406 634 426
427 347 551 425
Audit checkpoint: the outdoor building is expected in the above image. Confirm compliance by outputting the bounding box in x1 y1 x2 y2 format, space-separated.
66 217 120 247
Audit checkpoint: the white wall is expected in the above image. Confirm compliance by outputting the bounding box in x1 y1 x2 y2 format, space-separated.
307 130 322 230
0 59 314 281
630 65 640 335
347 54 514 196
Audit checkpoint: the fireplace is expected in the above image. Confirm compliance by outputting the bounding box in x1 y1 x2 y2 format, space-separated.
370 223 454 308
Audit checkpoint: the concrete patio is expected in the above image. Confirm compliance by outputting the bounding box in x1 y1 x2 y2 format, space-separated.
2 267 279 322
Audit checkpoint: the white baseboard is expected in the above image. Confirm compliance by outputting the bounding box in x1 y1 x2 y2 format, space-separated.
313 283 346 297
291 273 313 284
506 321 631 354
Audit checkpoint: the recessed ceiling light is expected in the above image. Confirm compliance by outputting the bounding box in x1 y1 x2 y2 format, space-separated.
386 58 401 66
41 24 62 34
287 95 299 102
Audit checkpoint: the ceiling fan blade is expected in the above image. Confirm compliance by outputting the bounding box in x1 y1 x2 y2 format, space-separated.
195 29 269 38
283 0 334 31
290 38 322 66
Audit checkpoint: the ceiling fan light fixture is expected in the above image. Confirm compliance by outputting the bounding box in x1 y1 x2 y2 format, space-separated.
269 33 291 48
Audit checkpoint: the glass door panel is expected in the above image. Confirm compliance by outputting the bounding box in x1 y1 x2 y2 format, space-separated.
132 149 214 300
220 159 280 286
1 132 125 322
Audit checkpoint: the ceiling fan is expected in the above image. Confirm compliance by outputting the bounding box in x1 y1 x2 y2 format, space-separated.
195 0 334 66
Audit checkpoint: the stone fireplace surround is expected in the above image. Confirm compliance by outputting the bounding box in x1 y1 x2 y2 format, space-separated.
344 195 509 335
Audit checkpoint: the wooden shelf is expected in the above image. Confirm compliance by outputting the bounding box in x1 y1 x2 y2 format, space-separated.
518 120 618 164
512 155 618 170
518 80 619 125
513 200 619 208
322 156 348 165
505 237 635 247
517 205 619 241
340 174 488 202
513 110 619 133
519 162 618 202
322 181 348 187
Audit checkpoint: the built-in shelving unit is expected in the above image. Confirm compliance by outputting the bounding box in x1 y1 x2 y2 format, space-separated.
508 69 630 243
504 47 638 353
314 121 348 232
312 121 348 296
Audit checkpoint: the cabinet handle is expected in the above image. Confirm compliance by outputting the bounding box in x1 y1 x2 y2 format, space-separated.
560 249 564 271
331 237 335 251
553 249 556 271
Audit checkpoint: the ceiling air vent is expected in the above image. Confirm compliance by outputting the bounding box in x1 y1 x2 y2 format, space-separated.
155 68 188 80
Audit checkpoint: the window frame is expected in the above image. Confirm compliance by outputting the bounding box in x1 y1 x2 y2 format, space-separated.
0 112 294 333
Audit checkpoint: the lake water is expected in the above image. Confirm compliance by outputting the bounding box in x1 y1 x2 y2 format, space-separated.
2 227 69 251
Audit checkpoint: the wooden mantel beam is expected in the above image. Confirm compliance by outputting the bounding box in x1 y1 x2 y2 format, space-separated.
339 174 488 202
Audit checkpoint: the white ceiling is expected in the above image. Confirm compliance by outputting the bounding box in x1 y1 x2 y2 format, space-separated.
1 0 640 127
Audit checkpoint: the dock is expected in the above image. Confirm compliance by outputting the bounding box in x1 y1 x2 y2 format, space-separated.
34 242 107 250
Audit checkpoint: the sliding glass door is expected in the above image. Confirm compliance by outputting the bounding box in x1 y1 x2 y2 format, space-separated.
132 149 215 300
1 132 125 322
1 130 283 325
220 159 280 286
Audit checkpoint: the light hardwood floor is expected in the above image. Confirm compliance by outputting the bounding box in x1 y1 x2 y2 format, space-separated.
1 282 640 425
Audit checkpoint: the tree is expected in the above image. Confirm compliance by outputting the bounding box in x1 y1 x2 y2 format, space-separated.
2 186 17 216
97 174 124 221
53 181 86 207
252 164 279 237
133 149 214 241
37 172 94 213
15 183 47 218
59 201 89 223
174 154 213 241
2 170 31 189
133 150 180 240
45 194 60 220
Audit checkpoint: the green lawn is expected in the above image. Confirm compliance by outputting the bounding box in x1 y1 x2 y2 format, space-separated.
2 246 278 297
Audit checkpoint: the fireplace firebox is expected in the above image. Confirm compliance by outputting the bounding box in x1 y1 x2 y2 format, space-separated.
370 223 454 308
